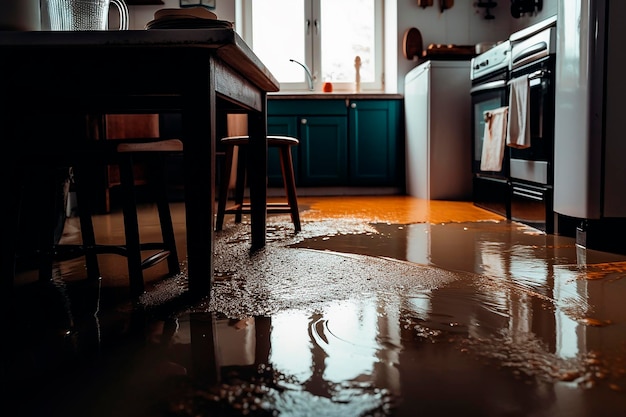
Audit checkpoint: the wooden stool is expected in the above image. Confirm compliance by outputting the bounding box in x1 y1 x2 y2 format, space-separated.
216 135 301 232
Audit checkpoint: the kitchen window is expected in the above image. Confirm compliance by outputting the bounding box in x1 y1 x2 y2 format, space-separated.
240 0 384 92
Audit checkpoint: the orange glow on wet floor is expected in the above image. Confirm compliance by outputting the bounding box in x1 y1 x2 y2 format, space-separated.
296 195 506 224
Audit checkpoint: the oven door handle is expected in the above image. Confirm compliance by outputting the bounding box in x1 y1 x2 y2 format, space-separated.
528 69 551 87
509 69 551 86
470 80 507 94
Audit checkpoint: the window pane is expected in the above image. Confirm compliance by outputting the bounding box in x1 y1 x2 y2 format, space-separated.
320 0 375 84
243 0 381 91
250 0 307 84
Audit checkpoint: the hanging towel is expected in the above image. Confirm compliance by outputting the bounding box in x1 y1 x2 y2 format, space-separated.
480 106 509 172
506 74 531 148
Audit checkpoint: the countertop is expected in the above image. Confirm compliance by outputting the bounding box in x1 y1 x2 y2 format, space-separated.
269 92 403 100
0 28 280 93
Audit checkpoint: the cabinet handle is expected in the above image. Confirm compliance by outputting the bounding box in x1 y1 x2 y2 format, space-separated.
350 102 357 109
301 118 307 125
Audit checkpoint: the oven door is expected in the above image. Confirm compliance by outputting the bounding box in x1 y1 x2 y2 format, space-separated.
471 78 509 179
509 59 555 185
471 75 510 218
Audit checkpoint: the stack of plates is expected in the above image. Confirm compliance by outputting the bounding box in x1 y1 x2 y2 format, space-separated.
145 7 233 30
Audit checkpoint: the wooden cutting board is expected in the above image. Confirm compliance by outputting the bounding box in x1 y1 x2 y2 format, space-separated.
402 27 423 60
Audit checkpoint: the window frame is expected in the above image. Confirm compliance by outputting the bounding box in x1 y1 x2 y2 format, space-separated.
240 0 384 92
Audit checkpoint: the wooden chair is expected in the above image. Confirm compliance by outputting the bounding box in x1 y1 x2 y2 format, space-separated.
36 114 182 300
216 135 301 232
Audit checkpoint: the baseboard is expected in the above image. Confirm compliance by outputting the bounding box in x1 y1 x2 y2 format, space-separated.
266 186 403 197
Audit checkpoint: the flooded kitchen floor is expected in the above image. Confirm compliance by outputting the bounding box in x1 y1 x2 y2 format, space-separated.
5 196 626 417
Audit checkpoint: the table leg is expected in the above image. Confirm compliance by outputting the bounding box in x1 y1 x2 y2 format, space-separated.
247 102 268 251
182 65 216 300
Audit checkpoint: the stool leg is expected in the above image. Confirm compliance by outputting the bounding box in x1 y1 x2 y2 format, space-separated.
71 164 101 282
118 155 145 299
234 145 247 224
216 144 235 231
3 161 24 299
37 166 59 281
279 145 301 232
151 155 181 276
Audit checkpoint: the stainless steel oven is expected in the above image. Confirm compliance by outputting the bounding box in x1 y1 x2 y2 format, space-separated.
508 17 556 233
470 40 511 217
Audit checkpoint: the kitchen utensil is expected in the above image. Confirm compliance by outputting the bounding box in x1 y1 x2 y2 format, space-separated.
402 27 423 60
511 0 542 18
439 0 454 12
354 56 361 92
41 0 128 31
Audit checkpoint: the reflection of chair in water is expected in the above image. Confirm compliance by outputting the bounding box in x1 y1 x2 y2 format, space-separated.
216 135 301 232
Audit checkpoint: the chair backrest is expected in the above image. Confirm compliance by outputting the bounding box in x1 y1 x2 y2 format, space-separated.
105 114 160 140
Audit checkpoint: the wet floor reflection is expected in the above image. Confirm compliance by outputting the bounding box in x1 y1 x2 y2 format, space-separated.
5 215 626 416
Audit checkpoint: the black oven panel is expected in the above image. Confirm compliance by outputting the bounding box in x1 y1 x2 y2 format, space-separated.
509 56 555 185
470 40 512 219
511 181 554 233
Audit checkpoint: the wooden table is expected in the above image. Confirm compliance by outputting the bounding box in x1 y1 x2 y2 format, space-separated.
0 28 279 301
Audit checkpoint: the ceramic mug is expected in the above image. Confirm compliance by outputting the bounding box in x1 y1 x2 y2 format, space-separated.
0 0 41 31
41 0 129 31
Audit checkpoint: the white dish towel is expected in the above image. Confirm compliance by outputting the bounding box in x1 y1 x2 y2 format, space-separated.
480 106 509 172
507 74 531 149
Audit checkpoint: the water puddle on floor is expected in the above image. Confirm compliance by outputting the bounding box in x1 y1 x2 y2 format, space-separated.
6 219 626 417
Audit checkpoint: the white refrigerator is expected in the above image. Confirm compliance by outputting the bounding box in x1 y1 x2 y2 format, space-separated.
554 0 626 219
404 60 472 200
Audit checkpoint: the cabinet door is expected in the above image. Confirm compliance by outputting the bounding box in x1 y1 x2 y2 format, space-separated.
267 115 299 187
348 100 402 186
299 115 348 186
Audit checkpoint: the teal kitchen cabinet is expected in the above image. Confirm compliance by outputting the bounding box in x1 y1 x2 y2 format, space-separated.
267 112 347 186
268 98 401 187
298 115 348 186
268 100 347 186
348 99 402 186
